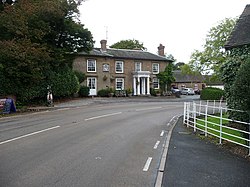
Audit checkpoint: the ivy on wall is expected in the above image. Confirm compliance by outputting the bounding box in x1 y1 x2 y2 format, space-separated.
220 45 250 122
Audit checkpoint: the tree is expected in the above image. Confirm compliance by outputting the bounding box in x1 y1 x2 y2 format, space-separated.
110 39 147 50
156 63 175 92
0 0 94 102
189 18 237 78
173 62 185 70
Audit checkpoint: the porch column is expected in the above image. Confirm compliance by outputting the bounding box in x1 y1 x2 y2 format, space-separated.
133 77 137 95
147 77 150 95
137 77 141 95
142 78 146 95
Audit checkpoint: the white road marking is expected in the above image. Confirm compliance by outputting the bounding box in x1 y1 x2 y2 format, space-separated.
160 130 165 137
153 140 160 149
57 108 70 111
135 107 162 111
143 157 153 171
85 112 122 121
0 126 60 145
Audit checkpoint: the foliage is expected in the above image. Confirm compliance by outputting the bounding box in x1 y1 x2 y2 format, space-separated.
97 88 110 97
156 63 175 91
189 18 237 78
78 85 89 97
173 62 185 70
110 39 147 50
74 71 86 83
200 87 224 100
150 88 156 96
0 0 94 102
49 68 80 98
220 45 250 122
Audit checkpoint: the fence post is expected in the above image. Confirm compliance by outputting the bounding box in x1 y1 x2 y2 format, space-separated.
187 102 190 127
199 100 201 116
205 104 208 137
213 100 216 114
183 102 186 125
219 107 223 144
193 103 196 132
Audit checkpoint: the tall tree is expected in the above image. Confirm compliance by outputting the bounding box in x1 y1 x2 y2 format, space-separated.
110 39 147 50
189 18 237 78
0 0 94 102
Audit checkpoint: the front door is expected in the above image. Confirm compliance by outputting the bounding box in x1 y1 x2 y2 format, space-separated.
87 77 97 96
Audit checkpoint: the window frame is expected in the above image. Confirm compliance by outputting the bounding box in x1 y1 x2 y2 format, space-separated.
115 61 124 73
135 62 142 72
116 78 124 90
152 77 159 89
152 63 159 74
87 59 96 72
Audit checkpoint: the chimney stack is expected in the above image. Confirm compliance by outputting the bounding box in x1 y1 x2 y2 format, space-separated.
100 39 107 52
158 44 165 56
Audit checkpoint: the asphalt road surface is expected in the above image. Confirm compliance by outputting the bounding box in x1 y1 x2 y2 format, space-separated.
0 100 184 187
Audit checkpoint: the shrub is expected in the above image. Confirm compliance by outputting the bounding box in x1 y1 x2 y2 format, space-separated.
78 85 89 97
200 87 224 100
97 88 110 97
150 88 156 96
49 68 80 98
74 71 85 83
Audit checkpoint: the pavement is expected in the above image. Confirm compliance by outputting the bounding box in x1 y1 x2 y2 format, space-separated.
162 116 250 187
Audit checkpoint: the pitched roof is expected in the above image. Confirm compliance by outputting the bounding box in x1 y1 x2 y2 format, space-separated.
225 4 250 49
78 48 173 62
173 70 205 83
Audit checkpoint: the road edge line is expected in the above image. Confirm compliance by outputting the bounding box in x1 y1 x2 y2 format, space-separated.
155 115 180 187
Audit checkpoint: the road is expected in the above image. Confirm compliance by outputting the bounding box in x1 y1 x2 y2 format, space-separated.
0 100 184 187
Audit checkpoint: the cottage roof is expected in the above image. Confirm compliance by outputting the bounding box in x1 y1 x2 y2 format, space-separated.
173 70 205 83
78 48 173 62
225 4 250 49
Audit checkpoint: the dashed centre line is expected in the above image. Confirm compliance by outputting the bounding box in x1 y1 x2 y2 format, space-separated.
135 107 162 111
85 112 122 121
0 126 60 145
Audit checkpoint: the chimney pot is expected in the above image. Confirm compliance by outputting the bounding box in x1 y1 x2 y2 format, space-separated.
100 39 107 52
158 44 165 56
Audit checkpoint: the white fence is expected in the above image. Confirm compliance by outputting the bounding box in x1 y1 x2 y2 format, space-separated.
183 100 250 155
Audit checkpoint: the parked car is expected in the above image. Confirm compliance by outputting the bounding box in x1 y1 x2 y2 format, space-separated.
171 87 181 94
181 88 195 95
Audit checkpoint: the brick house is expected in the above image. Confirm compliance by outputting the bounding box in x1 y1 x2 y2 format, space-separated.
172 70 206 91
73 40 173 96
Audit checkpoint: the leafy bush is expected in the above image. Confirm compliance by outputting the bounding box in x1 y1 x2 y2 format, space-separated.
49 68 79 98
150 88 156 96
200 87 224 100
74 71 85 83
97 88 110 97
78 85 89 97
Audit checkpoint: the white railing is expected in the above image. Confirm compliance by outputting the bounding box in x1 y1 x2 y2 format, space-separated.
183 101 250 155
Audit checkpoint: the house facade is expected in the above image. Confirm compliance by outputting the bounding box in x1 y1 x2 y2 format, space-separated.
73 40 173 96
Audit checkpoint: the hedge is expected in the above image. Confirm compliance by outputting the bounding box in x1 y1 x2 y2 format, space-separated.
200 87 224 100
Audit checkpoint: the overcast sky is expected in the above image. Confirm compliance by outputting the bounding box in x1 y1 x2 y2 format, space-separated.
79 0 249 63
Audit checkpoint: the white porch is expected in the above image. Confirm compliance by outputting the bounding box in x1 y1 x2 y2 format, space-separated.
132 71 151 96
